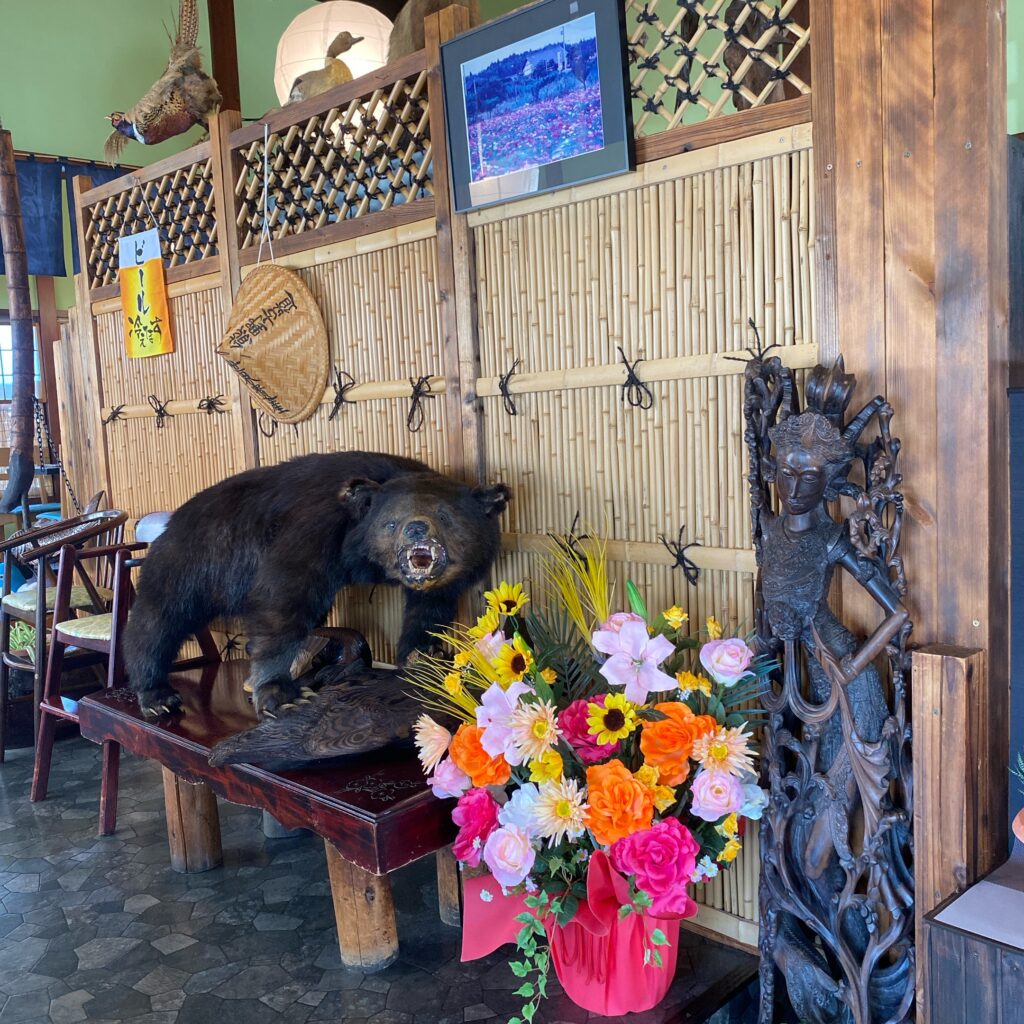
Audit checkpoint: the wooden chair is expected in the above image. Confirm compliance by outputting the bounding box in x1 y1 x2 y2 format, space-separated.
30 513 220 835
0 508 127 761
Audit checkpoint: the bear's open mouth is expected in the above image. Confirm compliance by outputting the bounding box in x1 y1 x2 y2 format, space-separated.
398 540 448 585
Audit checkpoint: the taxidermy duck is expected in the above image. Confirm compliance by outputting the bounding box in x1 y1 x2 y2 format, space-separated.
209 665 433 772
287 31 363 104
104 0 221 162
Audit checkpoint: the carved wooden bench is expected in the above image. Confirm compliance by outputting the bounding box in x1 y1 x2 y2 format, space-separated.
77 660 460 971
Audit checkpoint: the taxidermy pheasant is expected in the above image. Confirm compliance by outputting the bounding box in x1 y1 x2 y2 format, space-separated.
104 0 221 162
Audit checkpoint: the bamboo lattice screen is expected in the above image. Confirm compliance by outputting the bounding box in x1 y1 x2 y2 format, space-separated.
58 3 816 949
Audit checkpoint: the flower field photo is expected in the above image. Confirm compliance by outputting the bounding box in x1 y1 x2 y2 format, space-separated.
461 14 605 184
407 534 773 1020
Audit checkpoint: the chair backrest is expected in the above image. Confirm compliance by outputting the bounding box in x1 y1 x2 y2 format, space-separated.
135 511 172 544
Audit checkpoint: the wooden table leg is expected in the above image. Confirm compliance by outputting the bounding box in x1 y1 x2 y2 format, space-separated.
436 846 461 927
161 767 223 873
324 840 398 972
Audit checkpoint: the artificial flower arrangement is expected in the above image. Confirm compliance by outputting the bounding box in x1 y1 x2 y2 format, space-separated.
408 535 771 1020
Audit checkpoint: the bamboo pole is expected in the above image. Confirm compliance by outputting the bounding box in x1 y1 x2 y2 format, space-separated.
0 124 35 511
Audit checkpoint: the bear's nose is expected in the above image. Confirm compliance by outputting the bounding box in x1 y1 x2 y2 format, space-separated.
404 520 429 541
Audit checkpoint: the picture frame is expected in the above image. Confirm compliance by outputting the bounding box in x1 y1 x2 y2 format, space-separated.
441 0 634 213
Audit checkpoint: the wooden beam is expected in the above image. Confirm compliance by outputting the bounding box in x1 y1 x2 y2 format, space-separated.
35 276 60 447
207 0 241 116
425 6 475 484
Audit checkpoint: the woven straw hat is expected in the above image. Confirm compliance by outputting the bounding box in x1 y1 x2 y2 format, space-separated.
218 264 328 424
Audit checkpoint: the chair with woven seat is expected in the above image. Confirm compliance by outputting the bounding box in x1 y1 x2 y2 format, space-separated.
0 508 128 761
31 512 220 834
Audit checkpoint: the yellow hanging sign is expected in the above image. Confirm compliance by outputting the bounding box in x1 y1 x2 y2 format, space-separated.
118 258 174 358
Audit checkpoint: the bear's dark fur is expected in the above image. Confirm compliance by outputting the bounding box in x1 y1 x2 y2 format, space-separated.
122 451 509 717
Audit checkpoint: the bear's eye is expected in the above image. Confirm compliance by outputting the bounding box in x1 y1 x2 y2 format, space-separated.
384 520 397 533
437 510 452 526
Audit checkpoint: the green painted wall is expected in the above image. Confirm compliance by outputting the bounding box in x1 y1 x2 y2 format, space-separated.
1011 0 1023 135
0 0 315 310
1 0 1021 309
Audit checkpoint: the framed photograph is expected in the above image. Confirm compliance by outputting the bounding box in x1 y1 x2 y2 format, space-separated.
441 0 633 213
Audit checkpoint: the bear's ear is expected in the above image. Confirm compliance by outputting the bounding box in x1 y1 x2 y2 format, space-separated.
472 483 510 518
338 478 380 516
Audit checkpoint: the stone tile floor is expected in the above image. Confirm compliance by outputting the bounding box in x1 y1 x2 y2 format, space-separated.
0 737 757 1024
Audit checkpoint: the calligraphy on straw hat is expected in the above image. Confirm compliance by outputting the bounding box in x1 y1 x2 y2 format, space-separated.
217 264 328 424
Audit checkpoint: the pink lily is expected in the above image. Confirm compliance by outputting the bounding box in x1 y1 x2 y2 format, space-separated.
592 620 676 704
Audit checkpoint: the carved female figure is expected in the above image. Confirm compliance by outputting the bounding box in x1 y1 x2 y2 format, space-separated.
744 351 914 1024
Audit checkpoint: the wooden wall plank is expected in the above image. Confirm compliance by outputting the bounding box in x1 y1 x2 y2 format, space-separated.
932 0 1009 872
881 0 939 645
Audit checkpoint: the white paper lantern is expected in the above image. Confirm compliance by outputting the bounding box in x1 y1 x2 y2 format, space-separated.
274 2 394 104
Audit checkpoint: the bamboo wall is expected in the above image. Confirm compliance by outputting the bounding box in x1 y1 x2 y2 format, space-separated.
57 5 818 949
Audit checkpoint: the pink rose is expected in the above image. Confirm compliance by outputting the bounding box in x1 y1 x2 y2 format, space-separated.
482 824 536 888
690 769 745 822
600 611 646 633
557 696 621 765
452 788 500 867
428 756 471 799
610 818 699 919
699 637 753 687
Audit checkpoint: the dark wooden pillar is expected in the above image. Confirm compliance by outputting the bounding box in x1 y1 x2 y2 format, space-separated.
813 2 1010 1017
207 0 241 116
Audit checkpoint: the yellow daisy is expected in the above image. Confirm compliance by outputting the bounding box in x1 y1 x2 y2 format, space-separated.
508 700 561 762
717 837 742 863
492 635 535 687
705 616 723 640
676 670 713 699
485 581 529 617
586 693 638 746
539 667 557 685
468 608 501 640
633 764 676 813
663 606 688 630
692 726 756 778
533 778 588 846
443 671 464 697
528 749 563 784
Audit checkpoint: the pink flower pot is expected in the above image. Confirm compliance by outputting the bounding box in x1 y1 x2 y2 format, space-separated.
548 909 680 1016
545 850 682 1016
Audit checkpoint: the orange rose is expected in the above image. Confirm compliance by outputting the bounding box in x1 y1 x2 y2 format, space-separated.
448 723 511 788
584 759 654 846
640 702 717 785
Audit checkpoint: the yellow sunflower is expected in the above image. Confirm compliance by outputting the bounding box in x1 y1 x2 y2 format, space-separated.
485 581 529 617
492 635 535 687
662 606 688 630
586 693 638 745
468 607 501 640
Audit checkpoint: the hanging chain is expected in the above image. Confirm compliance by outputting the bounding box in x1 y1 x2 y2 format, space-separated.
34 398 82 515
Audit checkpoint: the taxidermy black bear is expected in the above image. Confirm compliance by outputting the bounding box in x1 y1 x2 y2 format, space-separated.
122 452 509 718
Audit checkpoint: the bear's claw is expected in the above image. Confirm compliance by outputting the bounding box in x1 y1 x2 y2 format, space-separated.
138 690 183 718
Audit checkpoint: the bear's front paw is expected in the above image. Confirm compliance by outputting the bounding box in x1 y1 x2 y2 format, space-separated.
253 679 302 720
137 688 183 719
